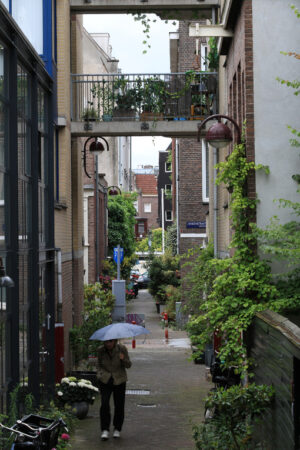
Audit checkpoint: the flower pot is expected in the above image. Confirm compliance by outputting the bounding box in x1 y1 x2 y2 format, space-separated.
71 401 89 420
102 114 112 122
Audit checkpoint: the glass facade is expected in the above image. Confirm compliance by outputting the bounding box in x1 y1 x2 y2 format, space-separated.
0 41 8 413
0 7 54 412
12 0 43 54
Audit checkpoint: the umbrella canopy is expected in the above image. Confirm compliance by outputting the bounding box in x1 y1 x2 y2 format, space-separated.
89 323 150 341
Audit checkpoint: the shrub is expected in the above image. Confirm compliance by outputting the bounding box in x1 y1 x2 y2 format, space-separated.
148 252 180 304
193 384 274 449
69 283 114 366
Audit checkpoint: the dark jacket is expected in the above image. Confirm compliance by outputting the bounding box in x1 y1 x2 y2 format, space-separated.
97 343 131 385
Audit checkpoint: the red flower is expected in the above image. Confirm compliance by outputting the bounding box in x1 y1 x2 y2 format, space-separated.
61 433 70 441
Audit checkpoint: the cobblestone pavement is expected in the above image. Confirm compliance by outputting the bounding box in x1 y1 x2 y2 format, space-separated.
70 289 211 449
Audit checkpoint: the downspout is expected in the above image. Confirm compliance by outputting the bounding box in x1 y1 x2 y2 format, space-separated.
213 147 218 258
161 188 165 254
55 248 62 322
175 139 180 255
95 155 99 281
129 137 132 192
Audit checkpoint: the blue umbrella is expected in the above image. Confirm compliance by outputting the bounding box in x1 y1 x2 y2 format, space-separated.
89 323 150 341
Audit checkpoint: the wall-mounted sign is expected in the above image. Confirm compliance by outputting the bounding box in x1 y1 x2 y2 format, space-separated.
186 221 206 229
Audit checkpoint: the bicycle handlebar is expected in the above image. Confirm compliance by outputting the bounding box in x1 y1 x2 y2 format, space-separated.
0 423 38 440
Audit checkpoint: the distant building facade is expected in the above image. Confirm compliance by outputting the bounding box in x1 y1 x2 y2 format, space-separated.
134 173 158 239
157 149 173 229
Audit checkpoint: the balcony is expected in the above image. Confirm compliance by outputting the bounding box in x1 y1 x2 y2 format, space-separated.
70 0 220 20
71 72 218 137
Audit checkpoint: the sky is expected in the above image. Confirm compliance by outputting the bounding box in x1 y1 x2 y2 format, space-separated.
83 14 176 168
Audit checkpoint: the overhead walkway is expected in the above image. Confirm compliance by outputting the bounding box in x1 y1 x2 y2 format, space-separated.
70 0 220 19
70 71 218 138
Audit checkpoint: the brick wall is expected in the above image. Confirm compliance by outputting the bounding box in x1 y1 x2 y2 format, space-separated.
216 0 255 256
55 5 84 372
177 22 209 255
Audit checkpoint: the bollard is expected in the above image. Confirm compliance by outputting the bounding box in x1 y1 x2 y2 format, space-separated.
132 320 136 348
164 313 169 340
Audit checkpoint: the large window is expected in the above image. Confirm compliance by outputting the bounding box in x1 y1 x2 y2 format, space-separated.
12 0 43 54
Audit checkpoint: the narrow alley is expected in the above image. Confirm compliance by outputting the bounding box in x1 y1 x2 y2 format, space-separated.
70 289 211 449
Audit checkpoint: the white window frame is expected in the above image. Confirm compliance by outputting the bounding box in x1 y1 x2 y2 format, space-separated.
165 210 173 221
165 184 172 194
201 43 208 71
165 161 172 172
144 203 151 213
202 140 209 203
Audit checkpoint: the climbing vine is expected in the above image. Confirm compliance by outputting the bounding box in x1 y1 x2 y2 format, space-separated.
186 139 278 370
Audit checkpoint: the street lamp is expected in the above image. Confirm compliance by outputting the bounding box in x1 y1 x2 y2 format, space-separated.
197 114 242 259
197 114 241 147
108 186 121 196
82 136 109 178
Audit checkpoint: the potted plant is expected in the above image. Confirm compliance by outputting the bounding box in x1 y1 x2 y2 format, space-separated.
90 82 113 122
56 376 99 419
81 101 99 122
140 77 166 121
112 77 141 121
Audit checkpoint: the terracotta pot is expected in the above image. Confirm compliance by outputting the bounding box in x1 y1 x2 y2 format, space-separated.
140 112 164 121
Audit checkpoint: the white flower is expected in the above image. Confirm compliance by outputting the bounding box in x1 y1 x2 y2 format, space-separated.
61 378 70 384
69 382 76 387
79 379 91 385
57 391 63 396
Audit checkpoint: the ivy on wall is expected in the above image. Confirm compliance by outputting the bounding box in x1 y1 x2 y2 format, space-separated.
186 139 277 370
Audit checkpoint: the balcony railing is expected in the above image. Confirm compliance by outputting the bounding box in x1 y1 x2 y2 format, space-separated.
71 72 218 123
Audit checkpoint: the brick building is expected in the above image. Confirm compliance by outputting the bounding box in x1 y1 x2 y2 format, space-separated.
134 173 159 239
157 148 173 229
170 22 210 254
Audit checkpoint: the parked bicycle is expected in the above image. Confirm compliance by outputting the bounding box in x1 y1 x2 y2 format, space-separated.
0 414 68 449
204 358 240 421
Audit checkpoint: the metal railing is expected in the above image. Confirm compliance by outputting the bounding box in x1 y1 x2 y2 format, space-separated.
71 72 218 122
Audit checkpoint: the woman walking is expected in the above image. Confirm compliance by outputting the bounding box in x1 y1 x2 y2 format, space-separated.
97 339 132 440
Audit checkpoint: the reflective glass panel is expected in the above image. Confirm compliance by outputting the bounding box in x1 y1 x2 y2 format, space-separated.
12 0 43 54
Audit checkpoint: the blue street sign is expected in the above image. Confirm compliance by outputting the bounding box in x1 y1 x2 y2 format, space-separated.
113 247 124 264
186 221 206 229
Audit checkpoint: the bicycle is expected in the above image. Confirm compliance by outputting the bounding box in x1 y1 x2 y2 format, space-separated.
0 414 68 449
204 358 240 421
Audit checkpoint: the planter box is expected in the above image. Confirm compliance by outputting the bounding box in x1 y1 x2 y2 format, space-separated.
140 112 164 121
112 109 136 121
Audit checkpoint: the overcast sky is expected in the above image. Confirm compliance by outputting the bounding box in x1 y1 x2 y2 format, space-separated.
83 14 175 167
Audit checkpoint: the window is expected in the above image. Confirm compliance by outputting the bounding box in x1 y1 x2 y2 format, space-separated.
144 203 151 213
202 140 209 203
165 184 172 194
133 200 138 214
165 161 172 172
165 210 173 221
201 44 208 71
138 222 145 234
12 0 43 54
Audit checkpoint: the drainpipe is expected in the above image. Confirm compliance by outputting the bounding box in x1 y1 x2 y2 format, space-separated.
129 137 132 192
55 248 62 322
95 155 99 281
213 147 218 258
161 188 165 254
175 139 179 255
